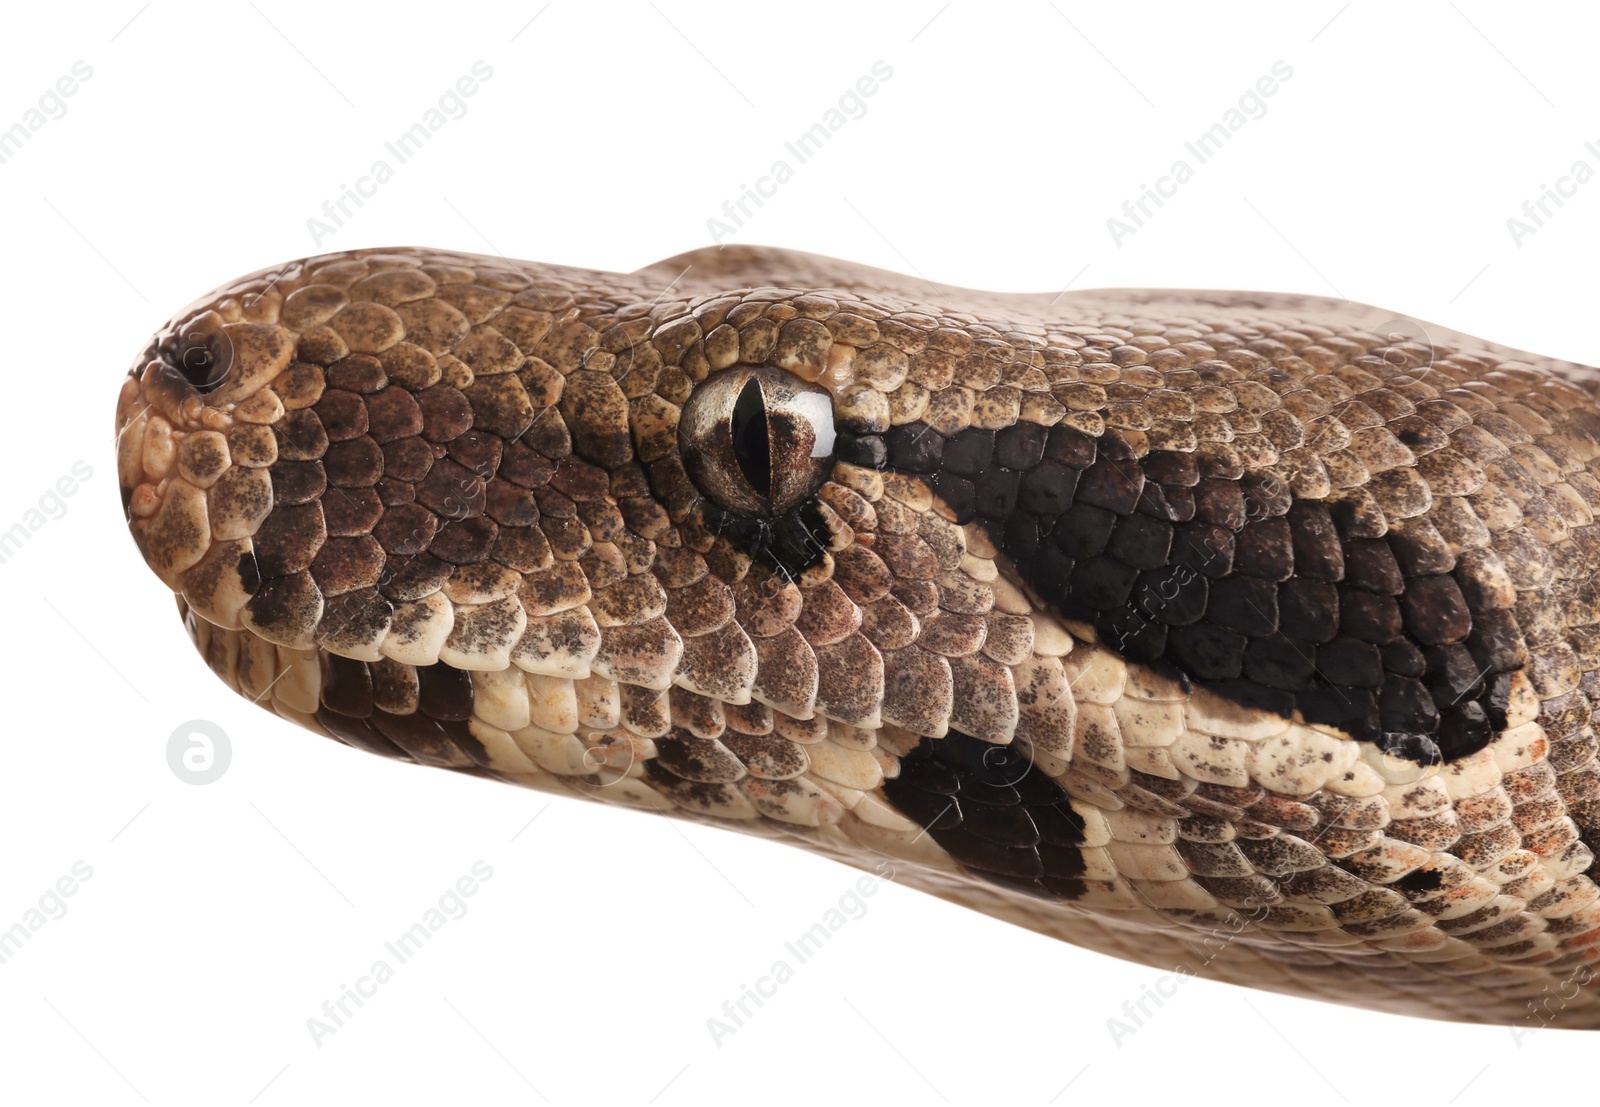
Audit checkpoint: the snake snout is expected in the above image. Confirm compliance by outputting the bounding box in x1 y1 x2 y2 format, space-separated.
115 298 291 591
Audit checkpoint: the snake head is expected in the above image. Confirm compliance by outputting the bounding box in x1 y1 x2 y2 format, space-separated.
114 246 1600 1028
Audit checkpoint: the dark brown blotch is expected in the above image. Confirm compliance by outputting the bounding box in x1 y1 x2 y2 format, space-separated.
326 353 388 394
415 384 474 443
244 571 322 641
322 486 383 537
417 662 474 721
321 655 375 718
447 429 504 478
314 388 369 442
368 711 478 768
311 535 386 594
270 461 327 506
463 374 536 439
373 502 439 556
1403 574 1471 646
254 502 327 577
324 436 385 488
500 439 555 488
381 436 435 482
550 456 612 502
520 409 572 459
376 477 415 506
365 386 424 443
430 516 500 565
275 409 328 461
377 551 453 601
317 709 408 760
417 458 486 519
484 478 539 527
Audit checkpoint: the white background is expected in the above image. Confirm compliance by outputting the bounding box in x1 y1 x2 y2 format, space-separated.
2 2 1597 1103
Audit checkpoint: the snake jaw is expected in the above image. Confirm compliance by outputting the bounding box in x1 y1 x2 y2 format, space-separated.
114 245 1600 1027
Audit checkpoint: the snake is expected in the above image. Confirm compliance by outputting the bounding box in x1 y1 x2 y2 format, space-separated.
114 245 1600 1029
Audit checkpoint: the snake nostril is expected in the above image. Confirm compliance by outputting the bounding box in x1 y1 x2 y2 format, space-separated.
162 309 232 393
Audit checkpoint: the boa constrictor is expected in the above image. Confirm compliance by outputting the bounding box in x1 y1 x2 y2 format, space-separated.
115 245 1600 1028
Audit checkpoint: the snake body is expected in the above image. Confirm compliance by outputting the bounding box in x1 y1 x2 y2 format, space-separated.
116 246 1600 1028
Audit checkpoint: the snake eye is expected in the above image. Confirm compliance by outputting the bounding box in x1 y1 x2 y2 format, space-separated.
680 365 836 516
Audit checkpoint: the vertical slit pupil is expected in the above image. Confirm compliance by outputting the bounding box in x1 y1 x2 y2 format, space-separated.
731 376 771 499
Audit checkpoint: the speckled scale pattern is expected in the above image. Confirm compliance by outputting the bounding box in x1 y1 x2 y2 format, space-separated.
119 246 1600 1027
857 331 1592 771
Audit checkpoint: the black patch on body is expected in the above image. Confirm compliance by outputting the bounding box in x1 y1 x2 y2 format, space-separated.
851 421 1515 765
881 730 1090 899
314 658 493 770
